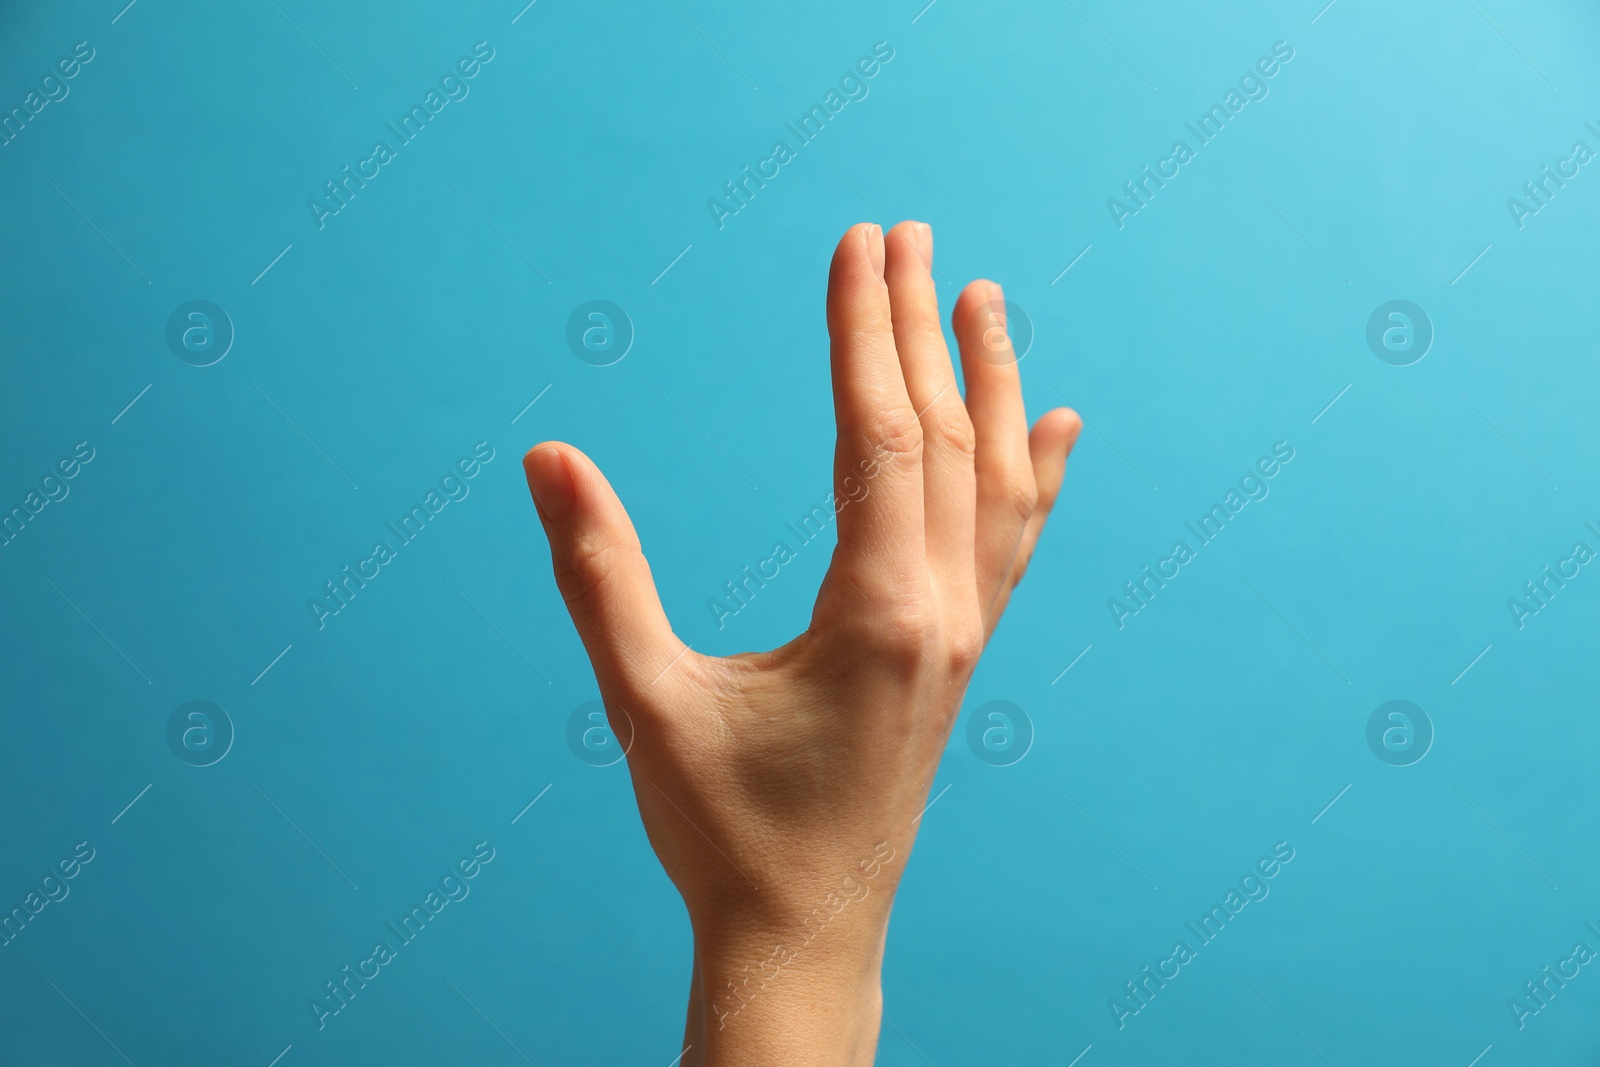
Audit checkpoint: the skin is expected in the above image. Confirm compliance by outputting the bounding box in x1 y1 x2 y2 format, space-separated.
522 221 1081 1065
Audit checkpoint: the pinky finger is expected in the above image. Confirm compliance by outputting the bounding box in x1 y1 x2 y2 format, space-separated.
985 407 1082 634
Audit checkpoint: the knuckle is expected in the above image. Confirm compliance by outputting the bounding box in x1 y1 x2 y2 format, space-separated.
866 408 925 458
925 398 977 458
882 616 938 669
556 535 631 610
945 625 985 675
1002 472 1039 521
843 585 936 667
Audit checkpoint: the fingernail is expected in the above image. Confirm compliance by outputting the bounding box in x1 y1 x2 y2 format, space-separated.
523 447 576 520
914 222 933 267
864 223 885 280
987 280 1004 304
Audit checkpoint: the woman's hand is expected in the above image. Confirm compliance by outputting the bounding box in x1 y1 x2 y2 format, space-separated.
522 221 1081 1066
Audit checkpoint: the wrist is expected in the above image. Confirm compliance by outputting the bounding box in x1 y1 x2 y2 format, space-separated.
677 839 906 1064
685 929 885 1067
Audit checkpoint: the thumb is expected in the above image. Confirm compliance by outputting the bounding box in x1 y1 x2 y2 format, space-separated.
522 443 687 693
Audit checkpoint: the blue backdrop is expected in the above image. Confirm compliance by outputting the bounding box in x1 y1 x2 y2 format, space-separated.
2 1 1598 1063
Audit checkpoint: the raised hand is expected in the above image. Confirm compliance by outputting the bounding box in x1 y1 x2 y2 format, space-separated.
522 221 1081 1066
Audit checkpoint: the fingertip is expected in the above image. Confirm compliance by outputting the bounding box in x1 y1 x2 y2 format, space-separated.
1032 408 1083 454
524 440 564 464
953 279 991 320
523 443 576 521
1062 409 1084 449
954 279 1008 335
832 222 884 281
865 222 885 280
886 220 932 270
1056 407 1086 444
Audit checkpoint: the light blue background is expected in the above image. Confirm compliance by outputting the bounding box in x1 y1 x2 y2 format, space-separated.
2 0 1598 1063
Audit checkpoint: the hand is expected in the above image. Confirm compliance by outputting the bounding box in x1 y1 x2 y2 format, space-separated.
521 221 1081 1066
